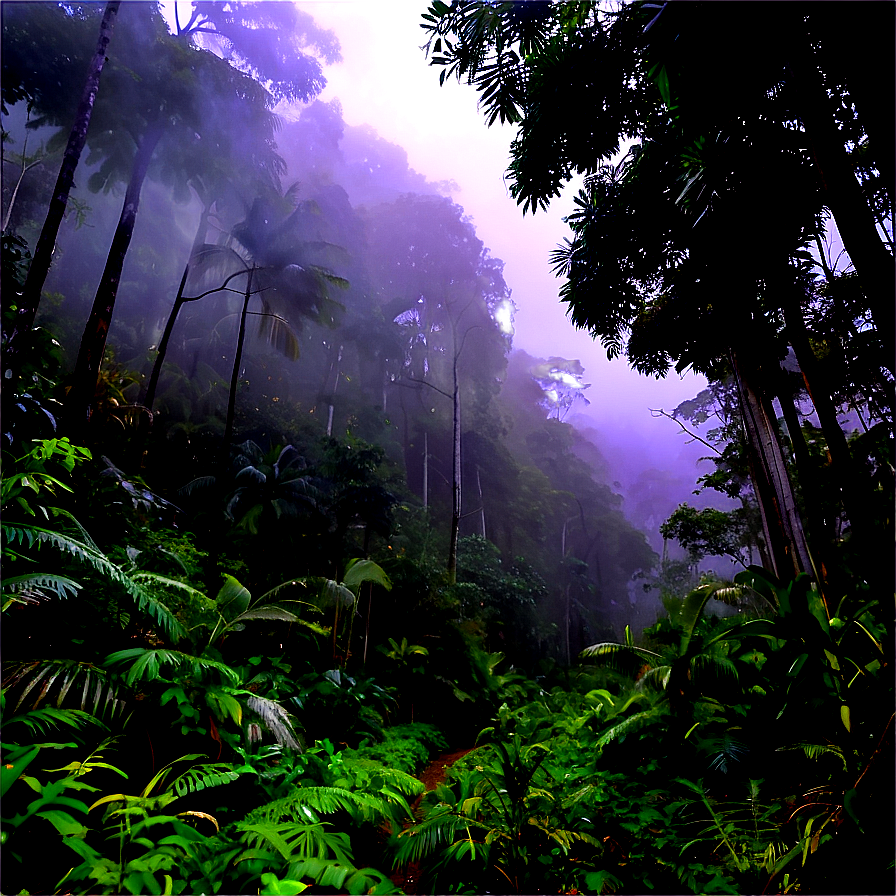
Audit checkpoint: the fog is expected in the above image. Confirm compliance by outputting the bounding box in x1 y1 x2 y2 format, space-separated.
298 1 719 531
2 0 746 647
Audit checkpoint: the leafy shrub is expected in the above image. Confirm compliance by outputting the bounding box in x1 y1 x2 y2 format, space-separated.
344 722 448 774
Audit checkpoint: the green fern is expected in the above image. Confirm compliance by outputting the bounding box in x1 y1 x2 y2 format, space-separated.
776 742 848 771
248 785 396 826
170 762 241 798
2 518 185 640
237 819 355 865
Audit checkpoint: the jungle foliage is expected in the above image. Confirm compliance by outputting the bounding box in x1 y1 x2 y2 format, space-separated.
2 2 893 894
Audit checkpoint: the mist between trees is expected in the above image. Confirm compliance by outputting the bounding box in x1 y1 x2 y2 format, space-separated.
1 3 892 896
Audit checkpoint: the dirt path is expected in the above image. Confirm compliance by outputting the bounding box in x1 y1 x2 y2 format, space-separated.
390 746 476 894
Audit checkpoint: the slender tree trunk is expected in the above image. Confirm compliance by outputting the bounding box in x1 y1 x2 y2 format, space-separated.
224 265 255 446
6 1 120 369
143 198 213 411
476 465 486 538
564 584 571 667
422 430 429 509
447 348 461 585
775 366 832 583
779 275 891 592
64 122 163 435
326 345 343 437
732 347 814 582
143 263 190 412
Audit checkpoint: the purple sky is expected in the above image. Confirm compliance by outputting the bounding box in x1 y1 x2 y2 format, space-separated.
298 1 708 441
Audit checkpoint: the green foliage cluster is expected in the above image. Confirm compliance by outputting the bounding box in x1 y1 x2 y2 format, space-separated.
3 3 892 894
344 723 449 776
393 569 892 895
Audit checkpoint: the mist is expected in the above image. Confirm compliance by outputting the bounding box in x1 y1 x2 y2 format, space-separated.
3 0 767 654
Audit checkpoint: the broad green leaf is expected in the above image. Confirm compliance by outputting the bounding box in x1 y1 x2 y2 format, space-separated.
342 559 392 592
217 575 251 619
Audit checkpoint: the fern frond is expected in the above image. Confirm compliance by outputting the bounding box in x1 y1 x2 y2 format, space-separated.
169 762 241 798
249 785 394 827
238 819 355 866
776 743 848 771
4 521 185 641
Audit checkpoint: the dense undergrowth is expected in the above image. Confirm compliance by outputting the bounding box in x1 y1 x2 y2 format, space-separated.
1 427 891 894
2 3 894 892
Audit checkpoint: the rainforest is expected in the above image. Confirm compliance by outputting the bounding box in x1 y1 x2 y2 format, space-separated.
1 2 893 895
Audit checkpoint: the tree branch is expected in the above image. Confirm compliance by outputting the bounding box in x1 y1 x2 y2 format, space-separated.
651 408 722 455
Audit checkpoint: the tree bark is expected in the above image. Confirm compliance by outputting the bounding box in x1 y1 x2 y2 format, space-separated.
779 274 891 592
774 364 832 584
224 265 255 446
143 263 190 413
143 197 213 412
447 347 461 585
422 430 429 509
64 121 163 435
732 347 814 582
6 1 120 370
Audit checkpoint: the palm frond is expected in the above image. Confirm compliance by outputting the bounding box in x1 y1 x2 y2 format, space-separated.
4 659 126 722
0 705 106 738
1 573 81 608
580 641 661 677
691 648 739 681
636 664 672 693
103 648 240 687
245 693 303 751
287 857 395 894
177 475 217 499
395 803 479 865
596 706 667 748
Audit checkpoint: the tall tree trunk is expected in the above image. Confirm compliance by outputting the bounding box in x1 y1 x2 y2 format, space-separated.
64 122 163 436
422 430 429 509
6 1 120 371
787 25 895 353
774 365 833 585
143 263 190 413
224 265 255 446
732 347 814 582
476 465 486 538
447 349 461 585
143 197 214 411
778 274 891 592
326 345 343 438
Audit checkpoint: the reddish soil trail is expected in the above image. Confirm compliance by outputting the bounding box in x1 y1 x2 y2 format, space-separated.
390 747 477 894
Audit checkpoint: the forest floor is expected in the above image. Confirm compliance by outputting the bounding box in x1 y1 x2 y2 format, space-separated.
389 746 477 895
